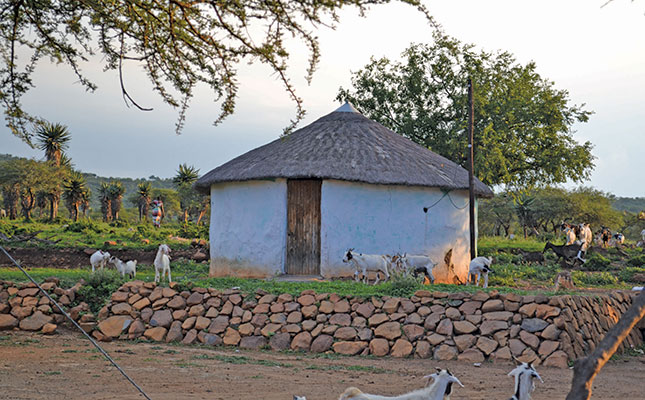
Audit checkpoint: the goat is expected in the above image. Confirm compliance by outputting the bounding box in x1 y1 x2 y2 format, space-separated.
600 227 611 248
0 209 6 218
563 225 577 245
507 362 543 400
641 229 645 242
543 242 583 266
109 257 137 279
338 369 463 400
154 244 172 283
467 256 493 288
89 250 111 272
343 249 390 285
293 397 307 400
613 233 625 246
518 249 544 264
400 254 438 283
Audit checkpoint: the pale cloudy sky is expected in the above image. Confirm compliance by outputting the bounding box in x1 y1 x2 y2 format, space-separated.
2 0 644 196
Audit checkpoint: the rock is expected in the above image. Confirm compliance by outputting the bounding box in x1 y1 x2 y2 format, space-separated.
405 313 423 325
240 335 267 350
252 303 269 314
291 332 312 351
132 298 151 311
538 340 560 357
194 316 211 331
536 304 560 319
303 320 317 331
286 311 303 324
182 329 198 344
269 332 291 351
223 327 241 345
374 321 401 340
260 323 282 337
150 310 173 328
424 312 442 330
521 318 549 333
41 323 57 334
382 298 400 314
192 251 208 262
369 338 390 356
144 327 167 341
0 314 18 330
200 333 222 346
445 307 461 320
356 303 375 318
415 341 432 358
519 330 540 349
128 320 146 337
458 348 485 363
368 313 389 326
518 348 539 363
208 316 229 334
491 346 512 362
111 302 132 315
509 339 527 356
352 316 367 328
98 315 132 338
318 301 334 314
453 320 477 334
258 294 276 304
357 327 373 341
390 339 413 357
333 341 367 355
476 336 498 355
166 321 183 342
480 320 508 336
427 333 445 345
334 300 350 313
482 299 504 312
454 334 477 352
334 327 357 340
433 344 457 360
543 350 569 368
329 313 352 327
301 305 318 319
519 303 538 317
310 334 334 353
110 291 129 302
167 296 187 309
483 311 514 321
436 319 454 336
403 324 425 341
11 306 33 319
459 301 482 315
541 324 561 340
297 295 315 306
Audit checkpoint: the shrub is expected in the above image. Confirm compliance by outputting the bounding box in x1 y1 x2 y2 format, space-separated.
74 270 126 313
627 254 645 267
617 267 645 282
384 273 424 297
65 220 103 234
176 222 208 239
571 271 618 287
583 254 612 271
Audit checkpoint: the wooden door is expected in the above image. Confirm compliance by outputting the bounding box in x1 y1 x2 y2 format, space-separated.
286 179 321 275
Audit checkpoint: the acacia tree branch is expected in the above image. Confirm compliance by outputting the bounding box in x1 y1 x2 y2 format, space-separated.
566 291 645 400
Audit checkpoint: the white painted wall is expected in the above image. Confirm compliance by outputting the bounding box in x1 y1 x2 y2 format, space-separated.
320 180 473 283
209 179 287 278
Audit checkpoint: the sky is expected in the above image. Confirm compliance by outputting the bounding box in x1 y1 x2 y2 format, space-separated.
1 0 644 196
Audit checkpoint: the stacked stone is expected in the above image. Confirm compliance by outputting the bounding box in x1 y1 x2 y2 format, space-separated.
552 291 644 360
0 278 85 334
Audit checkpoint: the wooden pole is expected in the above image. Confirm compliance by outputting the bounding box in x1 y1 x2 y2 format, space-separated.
468 78 476 260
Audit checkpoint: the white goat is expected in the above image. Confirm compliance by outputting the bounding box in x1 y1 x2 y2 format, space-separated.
400 254 438 283
338 369 463 400
564 226 576 245
154 244 172 283
343 249 390 285
89 250 111 272
467 256 493 288
109 257 137 279
293 397 307 400
641 229 645 242
0 209 6 218
507 362 543 400
613 233 625 245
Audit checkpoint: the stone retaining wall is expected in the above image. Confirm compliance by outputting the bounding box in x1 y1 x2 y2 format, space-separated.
1 279 643 369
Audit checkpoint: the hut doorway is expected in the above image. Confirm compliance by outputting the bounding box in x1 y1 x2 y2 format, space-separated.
286 179 321 275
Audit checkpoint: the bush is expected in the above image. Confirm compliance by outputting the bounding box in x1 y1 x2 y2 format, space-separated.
74 270 126 313
571 271 618 287
627 254 645 267
583 254 612 271
176 222 208 239
384 273 425 297
617 266 645 282
65 220 104 233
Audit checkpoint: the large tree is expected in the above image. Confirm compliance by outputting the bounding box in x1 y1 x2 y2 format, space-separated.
173 163 201 223
0 0 431 141
35 122 72 220
63 171 89 222
337 31 595 189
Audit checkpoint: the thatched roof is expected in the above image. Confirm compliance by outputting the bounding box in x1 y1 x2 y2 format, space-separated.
195 104 493 197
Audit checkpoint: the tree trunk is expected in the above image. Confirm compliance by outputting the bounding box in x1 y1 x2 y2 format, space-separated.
49 196 59 221
566 291 645 400
197 209 207 225
182 209 188 224
72 203 79 222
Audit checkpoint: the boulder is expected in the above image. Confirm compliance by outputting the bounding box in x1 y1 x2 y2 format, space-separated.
519 330 540 349
476 336 498 355
436 319 454 336
368 314 389 326
541 324 561 340
98 315 132 338
538 340 560 357
208 316 229 334
521 318 549 333
167 296 187 309
166 321 183 342
297 295 315 306
382 298 400 314
333 341 367 355
182 329 198 345
310 334 334 353
144 327 167 341
223 327 241 346
0 314 18 330
543 350 569 368
427 333 446 345
369 338 390 356
509 339 527 356
390 339 413 357
149 310 173 328
240 335 267 350
41 323 57 335
334 327 357 340
269 332 291 351
356 302 375 318
482 299 504 312
454 334 477 352
291 332 312 351
415 341 432 358
480 320 508 336
111 302 132 315
433 344 457 361
403 324 425 341
491 346 512 362
374 321 401 340
458 348 485 363
453 320 477 335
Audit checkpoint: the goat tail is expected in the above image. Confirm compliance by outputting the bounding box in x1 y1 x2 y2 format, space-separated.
339 387 363 400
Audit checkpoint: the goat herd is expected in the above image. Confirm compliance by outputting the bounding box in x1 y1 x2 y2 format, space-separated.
291 361 542 400
343 249 493 288
88 244 173 283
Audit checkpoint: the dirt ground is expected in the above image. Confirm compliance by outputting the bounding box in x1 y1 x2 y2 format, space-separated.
1 331 644 400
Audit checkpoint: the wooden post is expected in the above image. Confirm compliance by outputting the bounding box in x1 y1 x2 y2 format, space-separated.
468 78 476 260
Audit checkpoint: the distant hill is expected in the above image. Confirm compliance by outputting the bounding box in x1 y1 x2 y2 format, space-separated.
1 153 175 209
612 197 645 214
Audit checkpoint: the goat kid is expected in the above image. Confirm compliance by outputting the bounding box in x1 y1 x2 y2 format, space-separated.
154 244 172 283
507 362 543 400
467 256 493 288
89 250 111 272
109 257 137 279
338 369 463 400
400 254 438 283
343 249 390 285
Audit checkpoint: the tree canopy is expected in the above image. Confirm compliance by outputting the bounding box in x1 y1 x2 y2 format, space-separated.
0 0 430 143
337 32 595 189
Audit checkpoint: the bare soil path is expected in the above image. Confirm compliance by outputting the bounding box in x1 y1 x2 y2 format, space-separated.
1 330 644 400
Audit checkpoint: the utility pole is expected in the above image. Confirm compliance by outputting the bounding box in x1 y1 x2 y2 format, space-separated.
468 78 476 260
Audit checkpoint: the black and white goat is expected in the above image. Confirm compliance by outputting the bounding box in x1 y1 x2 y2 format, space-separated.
338 368 463 400
467 256 493 288
507 362 543 400
343 249 390 285
543 241 583 266
400 254 438 283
